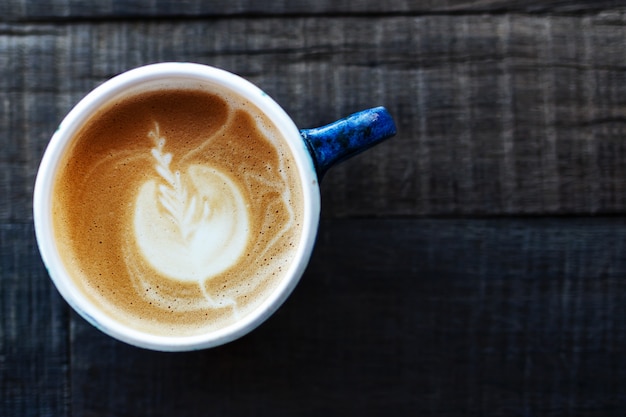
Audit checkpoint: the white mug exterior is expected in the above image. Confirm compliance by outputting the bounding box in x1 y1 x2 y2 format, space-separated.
33 63 321 351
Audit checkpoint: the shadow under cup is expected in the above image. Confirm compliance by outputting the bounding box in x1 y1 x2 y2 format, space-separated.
34 62 396 351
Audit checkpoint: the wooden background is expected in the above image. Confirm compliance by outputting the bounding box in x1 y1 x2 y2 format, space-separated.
3 1 626 415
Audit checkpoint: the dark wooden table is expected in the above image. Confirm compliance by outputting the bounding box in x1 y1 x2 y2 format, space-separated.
3 1 626 415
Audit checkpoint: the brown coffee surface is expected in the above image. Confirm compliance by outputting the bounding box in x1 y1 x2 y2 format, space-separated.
52 87 304 336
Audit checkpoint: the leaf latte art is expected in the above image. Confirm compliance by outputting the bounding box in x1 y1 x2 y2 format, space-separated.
133 123 249 308
52 87 304 336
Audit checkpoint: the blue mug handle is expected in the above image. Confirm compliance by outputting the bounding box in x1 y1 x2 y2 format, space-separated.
300 107 397 178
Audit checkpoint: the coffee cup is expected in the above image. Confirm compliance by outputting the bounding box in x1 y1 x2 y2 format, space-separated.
33 63 396 351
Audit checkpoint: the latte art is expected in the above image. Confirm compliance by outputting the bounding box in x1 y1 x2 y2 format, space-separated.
52 87 304 336
134 124 249 287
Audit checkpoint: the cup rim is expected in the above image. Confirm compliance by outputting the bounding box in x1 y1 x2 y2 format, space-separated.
33 62 321 351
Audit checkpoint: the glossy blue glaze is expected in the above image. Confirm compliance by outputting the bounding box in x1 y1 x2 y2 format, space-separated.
300 106 397 178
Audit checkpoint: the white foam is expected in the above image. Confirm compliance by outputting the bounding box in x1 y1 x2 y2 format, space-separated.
133 164 249 283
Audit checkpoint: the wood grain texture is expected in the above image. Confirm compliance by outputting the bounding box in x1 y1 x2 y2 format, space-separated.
3 12 626 220
0 223 69 417
69 218 626 416
1 0 625 21
3 2 626 416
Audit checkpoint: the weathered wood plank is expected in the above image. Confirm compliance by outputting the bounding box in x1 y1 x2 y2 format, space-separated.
69 217 626 416
0 0 624 21
0 223 69 417
4 13 626 220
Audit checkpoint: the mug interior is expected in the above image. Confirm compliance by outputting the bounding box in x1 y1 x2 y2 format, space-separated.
33 63 321 351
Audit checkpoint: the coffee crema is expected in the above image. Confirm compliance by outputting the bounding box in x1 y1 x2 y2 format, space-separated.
52 85 304 336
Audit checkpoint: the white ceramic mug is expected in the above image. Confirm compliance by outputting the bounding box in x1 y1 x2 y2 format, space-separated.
33 63 395 351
